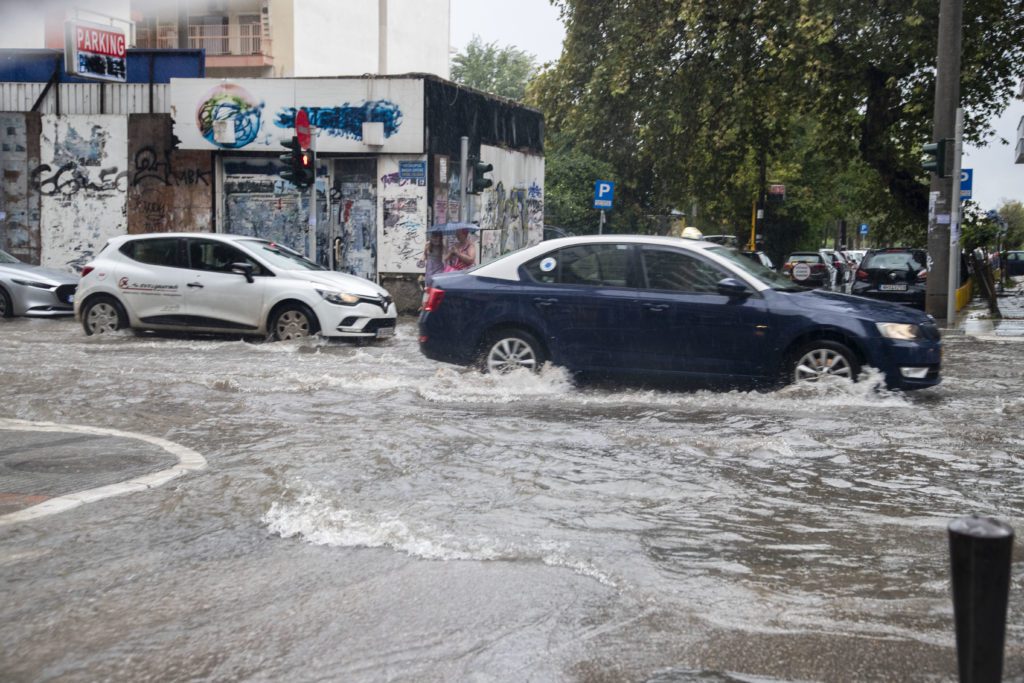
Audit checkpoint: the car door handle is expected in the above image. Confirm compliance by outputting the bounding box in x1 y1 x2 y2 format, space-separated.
643 303 668 312
533 297 558 308
187 282 204 289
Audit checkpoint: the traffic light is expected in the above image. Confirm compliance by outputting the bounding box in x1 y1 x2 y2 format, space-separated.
469 156 493 194
279 136 314 189
922 139 951 178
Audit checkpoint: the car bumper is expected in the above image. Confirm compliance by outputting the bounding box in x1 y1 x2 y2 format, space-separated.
314 300 397 339
871 338 942 390
851 286 926 308
13 283 77 317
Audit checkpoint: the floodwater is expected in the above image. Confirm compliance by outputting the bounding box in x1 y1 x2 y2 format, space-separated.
1 317 1022 682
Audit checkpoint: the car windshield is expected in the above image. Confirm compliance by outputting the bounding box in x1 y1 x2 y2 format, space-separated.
864 251 926 271
787 253 821 263
239 239 326 271
0 249 20 264
708 246 804 291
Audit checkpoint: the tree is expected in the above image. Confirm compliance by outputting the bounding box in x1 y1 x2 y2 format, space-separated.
450 35 537 101
997 200 1024 250
530 0 1024 246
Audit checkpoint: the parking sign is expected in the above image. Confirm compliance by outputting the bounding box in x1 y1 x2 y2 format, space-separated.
593 180 615 210
959 168 972 200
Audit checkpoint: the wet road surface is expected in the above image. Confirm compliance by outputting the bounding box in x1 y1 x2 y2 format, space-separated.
1 317 1022 682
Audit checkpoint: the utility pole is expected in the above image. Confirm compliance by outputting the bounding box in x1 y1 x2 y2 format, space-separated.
378 0 388 74
755 148 766 243
925 0 964 325
459 136 468 222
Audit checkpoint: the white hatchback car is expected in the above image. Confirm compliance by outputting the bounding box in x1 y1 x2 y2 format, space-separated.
75 233 397 340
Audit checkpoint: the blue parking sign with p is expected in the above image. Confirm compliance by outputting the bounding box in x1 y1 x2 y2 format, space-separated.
593 180 615 209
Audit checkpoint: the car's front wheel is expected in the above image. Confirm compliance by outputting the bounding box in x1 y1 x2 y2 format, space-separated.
0 287 13 318
482 329 545 374
270 303 318 341
82 296 128 335
790 340 860 384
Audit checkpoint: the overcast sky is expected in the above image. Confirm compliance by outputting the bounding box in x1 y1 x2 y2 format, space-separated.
451 0 1023 211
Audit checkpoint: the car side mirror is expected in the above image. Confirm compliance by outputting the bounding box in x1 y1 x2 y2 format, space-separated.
717 277 750 298
230 262 255 283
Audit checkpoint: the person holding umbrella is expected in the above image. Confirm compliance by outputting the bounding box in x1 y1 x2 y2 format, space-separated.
443 226 477 272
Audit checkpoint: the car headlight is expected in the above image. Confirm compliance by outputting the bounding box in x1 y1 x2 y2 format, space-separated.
11 278 54 290
876 322 920 340
317 289 360 305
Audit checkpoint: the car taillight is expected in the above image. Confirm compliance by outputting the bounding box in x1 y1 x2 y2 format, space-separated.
423 287 445 312
782 263 792 272
811 264 826 273
856 269 868 281
81 266 94 277
916 269 927 282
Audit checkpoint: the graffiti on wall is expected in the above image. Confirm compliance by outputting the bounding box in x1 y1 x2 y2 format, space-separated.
0 114 40 262
479 182 544 264
332 161 377 280
37 115 127 270
378 160 427 274
132 147 212 187
196 83 264 150
276 102 402 141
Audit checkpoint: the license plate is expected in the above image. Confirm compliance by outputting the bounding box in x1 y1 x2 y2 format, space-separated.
376 327 395 338
879 284 907 291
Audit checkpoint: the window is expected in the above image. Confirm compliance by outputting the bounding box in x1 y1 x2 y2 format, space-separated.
642 248 726 294
523 244 633 287
121 238 181 267
188 239 260 274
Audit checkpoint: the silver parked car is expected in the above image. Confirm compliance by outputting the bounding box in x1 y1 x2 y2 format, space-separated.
0 249 78 318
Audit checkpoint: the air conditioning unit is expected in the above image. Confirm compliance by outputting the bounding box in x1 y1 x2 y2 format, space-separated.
362 122 385 147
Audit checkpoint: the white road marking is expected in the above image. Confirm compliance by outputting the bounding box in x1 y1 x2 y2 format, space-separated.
0 419 207 526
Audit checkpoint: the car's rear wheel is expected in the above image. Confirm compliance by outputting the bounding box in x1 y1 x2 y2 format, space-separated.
82 296 128 336
0 287 12 318
270 303 318 341
790 340 860 384
482 329 545 374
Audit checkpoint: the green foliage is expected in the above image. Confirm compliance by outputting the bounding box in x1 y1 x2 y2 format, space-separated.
451 35 537 101
541 132 617 234
997 200 1024 249
529 0 1024 251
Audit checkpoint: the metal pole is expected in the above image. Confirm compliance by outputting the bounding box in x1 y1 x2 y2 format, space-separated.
599 210 605 235
378 0 388 74
925 0 964 325
459 136 468 223
309 126 317 262
948 515 1014 683
947 108 963 325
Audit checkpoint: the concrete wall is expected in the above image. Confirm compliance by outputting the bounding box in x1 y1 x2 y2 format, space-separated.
0 113 42 263
291 0 450 78
37 114 127 270
378 155 428 273
474 144 544 264
127 114 212 234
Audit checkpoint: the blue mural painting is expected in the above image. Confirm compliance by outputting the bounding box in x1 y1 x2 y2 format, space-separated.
196 84 263 149
275 101 402 140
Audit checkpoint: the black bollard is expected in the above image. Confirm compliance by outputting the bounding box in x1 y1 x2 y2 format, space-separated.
948 515 1014 683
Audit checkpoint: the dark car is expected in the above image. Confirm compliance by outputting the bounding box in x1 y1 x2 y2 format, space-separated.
1006 251 1024 277
851 248 928 309
419 236 941 391
781 252 830 288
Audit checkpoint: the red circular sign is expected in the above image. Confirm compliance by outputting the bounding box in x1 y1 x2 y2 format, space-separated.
295 109 311 149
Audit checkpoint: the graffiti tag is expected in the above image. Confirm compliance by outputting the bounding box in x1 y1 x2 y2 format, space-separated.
132 147 212 187
31 162 127 197
275 101 402 140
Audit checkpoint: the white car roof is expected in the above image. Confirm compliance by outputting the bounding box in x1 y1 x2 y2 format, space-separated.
472 235 770 291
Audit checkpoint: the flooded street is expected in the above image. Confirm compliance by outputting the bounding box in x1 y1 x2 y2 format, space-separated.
1 317 1023 682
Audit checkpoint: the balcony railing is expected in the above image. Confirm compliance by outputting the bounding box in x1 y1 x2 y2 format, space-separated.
188 23 267 57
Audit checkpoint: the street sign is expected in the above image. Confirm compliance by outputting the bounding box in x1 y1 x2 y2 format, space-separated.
859 223 868 236
959 168 973 200
295 109 311 149
768 184 785 196
64 19 127 83
593 180 615 210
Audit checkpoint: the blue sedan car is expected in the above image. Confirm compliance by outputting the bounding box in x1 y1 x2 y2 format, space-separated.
418 236 941 390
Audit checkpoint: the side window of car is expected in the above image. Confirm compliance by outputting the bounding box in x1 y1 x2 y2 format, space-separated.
120 238 181 267
642 248 726 294
189 240 260 274
522 244 633 287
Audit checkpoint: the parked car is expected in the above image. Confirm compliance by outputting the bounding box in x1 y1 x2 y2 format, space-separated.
781 252 831 288
851 248 928 309
0 248 78 318
820 248 849 287
740 250 774 270
418 235 941 390
75 233 397 340
1006 250 1024 277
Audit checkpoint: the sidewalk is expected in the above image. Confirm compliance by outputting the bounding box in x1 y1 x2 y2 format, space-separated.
958 277 1024 339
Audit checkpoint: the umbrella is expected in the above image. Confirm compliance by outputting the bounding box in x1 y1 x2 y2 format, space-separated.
429 222 479 235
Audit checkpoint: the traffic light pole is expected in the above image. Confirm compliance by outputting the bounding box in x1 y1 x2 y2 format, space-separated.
946 109 964 324
308 126 317 261
459 136 468 222
925 0 963 326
